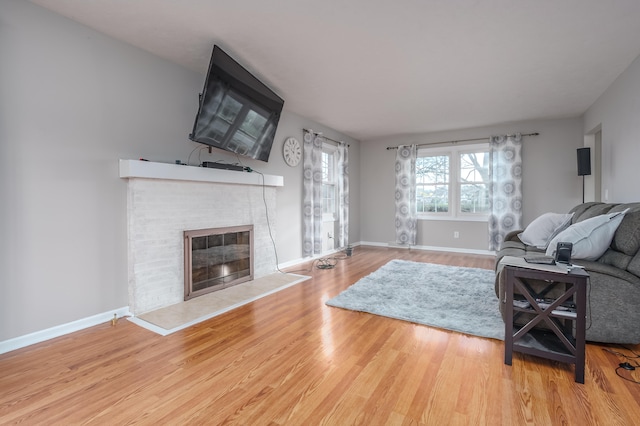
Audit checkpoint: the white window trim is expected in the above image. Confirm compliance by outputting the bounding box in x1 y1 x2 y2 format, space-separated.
417 143 490 222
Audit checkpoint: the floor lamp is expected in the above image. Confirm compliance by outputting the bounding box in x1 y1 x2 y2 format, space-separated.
577 147 591 203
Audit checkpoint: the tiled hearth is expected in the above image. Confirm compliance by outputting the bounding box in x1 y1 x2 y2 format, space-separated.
120 160 283 315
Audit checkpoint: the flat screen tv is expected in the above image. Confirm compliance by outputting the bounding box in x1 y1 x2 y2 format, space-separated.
189 45 284 162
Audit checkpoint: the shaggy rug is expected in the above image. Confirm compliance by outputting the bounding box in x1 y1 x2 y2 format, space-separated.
326 259 504 340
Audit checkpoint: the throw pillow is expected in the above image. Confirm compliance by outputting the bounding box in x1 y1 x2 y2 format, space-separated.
519 212 574 249
546 209 629 260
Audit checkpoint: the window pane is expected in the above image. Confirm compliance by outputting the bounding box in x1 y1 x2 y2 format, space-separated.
416 155 449 213
322 150 336 216
322 152 334 183
416 155 449 184
459 151 489 213
417 184 449 213
460 183 489 213
322 183 335 214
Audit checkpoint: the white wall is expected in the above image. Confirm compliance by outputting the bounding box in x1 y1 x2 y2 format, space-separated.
0 0 359 342
584 53 640 203
359 118 584 250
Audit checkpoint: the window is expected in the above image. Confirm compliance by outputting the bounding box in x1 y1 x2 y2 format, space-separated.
321 147 337 220
459 151 489 214
416 154 450 213
416 144 489 220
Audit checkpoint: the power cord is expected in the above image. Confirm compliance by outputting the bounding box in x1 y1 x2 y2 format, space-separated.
603 346 640 384
250 169 286 274
284 252 352 274
316 258 337 269
186 144 211 166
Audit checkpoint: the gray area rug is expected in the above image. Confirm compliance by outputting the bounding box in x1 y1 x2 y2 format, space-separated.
326 259 505 340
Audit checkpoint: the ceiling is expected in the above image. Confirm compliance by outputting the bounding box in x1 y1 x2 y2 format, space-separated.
29 0 640 141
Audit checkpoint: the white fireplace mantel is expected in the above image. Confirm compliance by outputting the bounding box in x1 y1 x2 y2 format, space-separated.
119 159 283 187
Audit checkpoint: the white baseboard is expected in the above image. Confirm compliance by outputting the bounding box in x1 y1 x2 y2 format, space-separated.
359 241 495 256
277 242 363 269
410 244 495 256
0 306 131 355
359 241 387 247
278 240 493 270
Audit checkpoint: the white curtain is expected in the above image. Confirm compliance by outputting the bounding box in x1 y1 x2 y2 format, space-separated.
488 133 523 251
302 130 324 257
337 142 349 248
395 145 417 245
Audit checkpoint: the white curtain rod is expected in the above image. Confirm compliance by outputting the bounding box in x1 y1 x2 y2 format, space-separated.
385 132 540 150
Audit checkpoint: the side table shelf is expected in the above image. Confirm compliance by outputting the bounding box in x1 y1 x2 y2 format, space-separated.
503 261 589 383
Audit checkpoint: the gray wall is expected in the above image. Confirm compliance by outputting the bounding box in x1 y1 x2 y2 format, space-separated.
0 0 359 341
359 118 585 250
269 113 361 263
584 54 640 203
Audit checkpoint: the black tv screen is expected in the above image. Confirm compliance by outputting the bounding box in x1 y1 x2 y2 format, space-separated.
189 45 284 162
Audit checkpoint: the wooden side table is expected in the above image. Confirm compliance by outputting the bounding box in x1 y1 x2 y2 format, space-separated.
503 262 589 383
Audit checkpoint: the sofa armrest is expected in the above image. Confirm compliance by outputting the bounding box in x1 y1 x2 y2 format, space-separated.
503 230 524 243
572 260 640 285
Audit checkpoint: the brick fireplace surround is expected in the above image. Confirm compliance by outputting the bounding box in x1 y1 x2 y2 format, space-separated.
120 160 283 315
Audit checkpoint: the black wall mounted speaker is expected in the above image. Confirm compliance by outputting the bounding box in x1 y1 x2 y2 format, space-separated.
577 147 591 176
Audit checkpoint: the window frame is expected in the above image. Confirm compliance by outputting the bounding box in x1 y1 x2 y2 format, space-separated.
416 151 451 215
321 144 338 222
416 143 490 222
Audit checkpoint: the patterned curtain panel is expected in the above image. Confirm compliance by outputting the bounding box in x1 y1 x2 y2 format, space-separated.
395 145 417 245
488 133 523 251
337 142 349 249
302 130 324 257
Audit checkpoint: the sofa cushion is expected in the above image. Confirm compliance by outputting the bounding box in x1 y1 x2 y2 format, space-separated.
609 202 640 214
598 249 633 271
546 210 627 260
627 250 640 277
575 203 616 222
573 258 640 284
499 240 526 251
518 212 574 249
611 210 640 256
569 202 603 223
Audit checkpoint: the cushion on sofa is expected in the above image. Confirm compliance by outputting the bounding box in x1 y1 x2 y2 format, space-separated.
518 212 574 249
574 258 640 284
568 202 602 223
575 203 616 222
608 202 640 214
598 249 633 270
610 210 640 256
546 209 628 260
626 249 640 277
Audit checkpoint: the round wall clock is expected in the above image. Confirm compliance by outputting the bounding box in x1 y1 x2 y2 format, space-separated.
283 137 302 167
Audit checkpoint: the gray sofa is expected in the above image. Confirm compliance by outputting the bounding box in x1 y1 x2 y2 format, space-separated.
495 202 640 344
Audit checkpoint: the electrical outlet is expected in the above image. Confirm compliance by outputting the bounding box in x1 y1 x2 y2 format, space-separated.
454 231 459 239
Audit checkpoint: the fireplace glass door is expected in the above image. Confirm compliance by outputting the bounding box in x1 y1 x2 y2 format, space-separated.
184 225 254 300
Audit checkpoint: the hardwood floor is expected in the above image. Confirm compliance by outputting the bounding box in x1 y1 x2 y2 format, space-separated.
1 246 640 425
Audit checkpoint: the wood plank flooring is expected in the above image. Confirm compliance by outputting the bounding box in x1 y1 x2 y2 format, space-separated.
1 246 640 425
